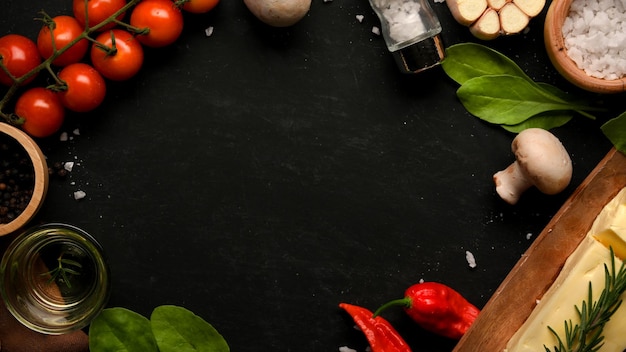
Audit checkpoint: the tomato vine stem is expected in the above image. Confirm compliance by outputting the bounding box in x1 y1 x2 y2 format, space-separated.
174 0 191 8
0 0 143 124
111 19 150 36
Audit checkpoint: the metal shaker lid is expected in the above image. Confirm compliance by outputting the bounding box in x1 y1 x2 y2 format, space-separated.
392 34 445 74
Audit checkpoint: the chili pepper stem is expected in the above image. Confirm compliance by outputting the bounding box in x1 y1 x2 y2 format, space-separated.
372 297 412 318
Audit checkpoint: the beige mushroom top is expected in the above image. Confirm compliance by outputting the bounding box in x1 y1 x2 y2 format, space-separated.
494 128 572 205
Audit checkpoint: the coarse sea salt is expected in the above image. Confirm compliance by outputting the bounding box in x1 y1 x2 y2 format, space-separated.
370 0 427 43
64 161 75 172
465 250 477 268
73 190 86 200
562 0 626 79
338 347 357 352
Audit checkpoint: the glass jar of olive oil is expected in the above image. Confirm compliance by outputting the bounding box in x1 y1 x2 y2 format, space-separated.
0 223 110 334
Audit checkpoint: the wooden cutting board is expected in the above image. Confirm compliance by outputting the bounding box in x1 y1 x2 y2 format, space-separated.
453 148 626 351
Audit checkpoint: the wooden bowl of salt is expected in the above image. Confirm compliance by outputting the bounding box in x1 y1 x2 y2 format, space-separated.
544 0 626 94
0 123 48 236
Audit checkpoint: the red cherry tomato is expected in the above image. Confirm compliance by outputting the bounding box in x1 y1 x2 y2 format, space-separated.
0 34 42 86
15 87 65 138
37 15 89 67
57 63 107 112
90 29 144 81
73 0 127 31
130 0 184 48
181 0 219 13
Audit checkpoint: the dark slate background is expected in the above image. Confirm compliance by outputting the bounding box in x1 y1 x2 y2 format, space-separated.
1 0 622 350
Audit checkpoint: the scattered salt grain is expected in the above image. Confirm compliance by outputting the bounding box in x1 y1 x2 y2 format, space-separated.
372 26 381 35
63 161 74 172
526 232 533 240
339 347 357 352
562 0 626 79
205 26 214 37
73 190 86 200
465 250 477 268
356 14 365 23
73 128 80 135
59 132 68 142
323 0 333 3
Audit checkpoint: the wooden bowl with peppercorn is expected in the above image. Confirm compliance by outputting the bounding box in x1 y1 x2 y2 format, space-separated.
544 0 626 94
0 123 48 236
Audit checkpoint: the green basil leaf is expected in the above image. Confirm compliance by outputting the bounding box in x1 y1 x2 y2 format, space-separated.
501 111 573 133
457 75 596 125
601 111 626 154
89 307 159 352
442 42 530 85
151 305 230 352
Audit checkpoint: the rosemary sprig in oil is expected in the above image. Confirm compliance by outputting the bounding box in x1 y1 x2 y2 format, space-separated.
42 253 82 289
544 248 626 352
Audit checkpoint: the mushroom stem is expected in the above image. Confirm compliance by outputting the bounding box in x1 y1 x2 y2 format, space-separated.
493 161 533 205
492 128 572 205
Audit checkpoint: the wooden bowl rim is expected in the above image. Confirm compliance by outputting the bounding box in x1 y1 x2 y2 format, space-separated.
544 0 626 94
0 123 49 237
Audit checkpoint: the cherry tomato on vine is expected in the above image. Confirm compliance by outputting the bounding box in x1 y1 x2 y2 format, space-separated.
73 0 127 31
180 0 220 13
57 63 107 112
0 34 42 86
15 87 65 138
37 15 89 67
90 29 144 81
130 0 184 48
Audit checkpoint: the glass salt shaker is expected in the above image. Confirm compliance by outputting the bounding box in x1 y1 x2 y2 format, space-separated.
369 0 445 74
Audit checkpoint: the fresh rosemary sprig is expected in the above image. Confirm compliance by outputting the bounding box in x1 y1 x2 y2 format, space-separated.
544 248 626 352
42 253 83 289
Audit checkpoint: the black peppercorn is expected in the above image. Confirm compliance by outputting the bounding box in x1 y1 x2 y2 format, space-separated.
48 160 68 179
0 134 35 224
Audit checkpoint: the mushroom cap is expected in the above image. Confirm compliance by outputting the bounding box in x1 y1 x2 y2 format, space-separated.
511 128 572 194
244 0 312 27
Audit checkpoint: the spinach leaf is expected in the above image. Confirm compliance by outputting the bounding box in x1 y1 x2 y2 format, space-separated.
457 75 600 125
89 307 159 352
536 83 579 103
502 111 573 133
443 42 600 125
151 305 230 352
601 111 626 154
442 43 529 85
443 44 576 104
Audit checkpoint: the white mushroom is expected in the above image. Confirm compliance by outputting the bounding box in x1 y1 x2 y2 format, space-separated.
493 128 572 205
244 0 311 27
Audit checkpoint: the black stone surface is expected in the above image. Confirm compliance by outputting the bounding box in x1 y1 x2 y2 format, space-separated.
1 0 623 350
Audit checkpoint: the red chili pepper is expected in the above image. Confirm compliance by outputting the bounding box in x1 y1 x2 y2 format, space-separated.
373 281 480 340
339 303 412 352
